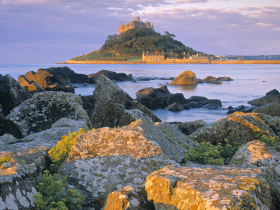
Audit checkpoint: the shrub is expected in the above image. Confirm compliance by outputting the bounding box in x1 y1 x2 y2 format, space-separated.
33 170 84 210
185 140 237 165
48 128 94 172
259 134 279 146
0 155 11 167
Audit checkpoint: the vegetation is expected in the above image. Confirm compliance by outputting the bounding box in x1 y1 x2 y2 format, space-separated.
0 155 11 167
48 128 94 172
258 134 279 146
33 170 84 210
70 27 203 61
184 139 238 165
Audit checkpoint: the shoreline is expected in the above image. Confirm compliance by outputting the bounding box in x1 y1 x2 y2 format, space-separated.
59 59 280 65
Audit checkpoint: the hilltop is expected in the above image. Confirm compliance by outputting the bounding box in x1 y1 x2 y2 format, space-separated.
67 27 204 62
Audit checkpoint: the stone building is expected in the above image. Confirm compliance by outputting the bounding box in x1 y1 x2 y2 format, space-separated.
118 17 154 34
142 51 165 62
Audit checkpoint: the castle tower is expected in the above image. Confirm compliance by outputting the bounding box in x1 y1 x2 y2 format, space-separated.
118 17 154 34
135 16 140 22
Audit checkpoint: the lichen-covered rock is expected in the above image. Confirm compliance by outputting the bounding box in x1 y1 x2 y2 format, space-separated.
0 119 88 210
90 75 160 128
101 185 154 210
0 134 18 145
88 70 134 83
253 103 280 117
58 117 182 209
145 165 273 210
248 95 280 106
170 120 207 135
81 95 96 118
0 74 30 116
119 109 148 127
187 112 278 146
170 71 197 85
5 91 91 137
230 140 280 208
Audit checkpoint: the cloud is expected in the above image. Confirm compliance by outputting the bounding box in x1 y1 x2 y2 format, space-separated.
175 0 209 3
271 28 280 31
257 23 274 27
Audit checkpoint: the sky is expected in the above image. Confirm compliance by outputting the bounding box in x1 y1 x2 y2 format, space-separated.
0 0 280 64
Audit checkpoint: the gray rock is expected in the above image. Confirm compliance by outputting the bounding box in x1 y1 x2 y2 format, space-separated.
145 164 273 210
0 134 18 145
90 75 160 128
253 103 280 117
266 89 279 96
5 91 91 137
167 102 184 111
58 117 183 209
217 76 233 81
0 74 30 116
248 95 280 106
170 120 207 135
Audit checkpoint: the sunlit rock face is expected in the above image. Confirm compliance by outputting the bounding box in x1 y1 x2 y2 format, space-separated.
0 118 88 210
253 103 280 117
145 165 272 210
101 185 154 210
90 75 161 129
5 91 91 137
170 71 197 85
230 140 280 208
187 112 279 146
58 117 184 209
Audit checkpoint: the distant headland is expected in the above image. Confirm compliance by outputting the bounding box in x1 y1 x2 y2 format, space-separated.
61 17 280 64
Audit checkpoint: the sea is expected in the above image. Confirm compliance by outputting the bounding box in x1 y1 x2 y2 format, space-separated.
1 63 280 124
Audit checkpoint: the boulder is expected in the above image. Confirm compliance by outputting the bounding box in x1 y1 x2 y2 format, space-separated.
217 76 233 81
170 71 197 85
186 112 278 146
230 140 280 208
170 120 207 135
200 99 222 109
0 74 30 116
266 89 279 96
202 75 217 83
0 104 3 120
212 80 222 84
136 86 187 109
90 75 161 128
58 117 184 209
253 103 280 117
248 95 280 106
101 186 153 210
0 134 18 145
5 91 91 137
18 66 88 93
81 95 95 117
0 118 88 210
145 165 273 210
167 102 184 111
88 70 134 83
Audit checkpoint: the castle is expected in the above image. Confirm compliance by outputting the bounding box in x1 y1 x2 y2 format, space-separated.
142 51 165 62
118 17 154 34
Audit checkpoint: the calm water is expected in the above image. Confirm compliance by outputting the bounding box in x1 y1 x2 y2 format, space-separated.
1 64 279 124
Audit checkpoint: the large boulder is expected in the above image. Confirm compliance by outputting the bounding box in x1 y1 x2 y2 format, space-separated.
202 75 217 83
248 95 280 106
253 103 280 117
0 118 88 210
217 76 233 81
88 70 134 83
0 74 30 116
58 117 185 209
266 89 279 96
18 66 89 93
170 71 197 85
230 140 280 208
136 86 188 109
186 112 279 146
5 91 91 137
227 105 254 114
145 165 273 210
90 75 161 128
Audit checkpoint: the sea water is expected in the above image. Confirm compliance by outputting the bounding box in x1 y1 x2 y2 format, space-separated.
1 63 279 124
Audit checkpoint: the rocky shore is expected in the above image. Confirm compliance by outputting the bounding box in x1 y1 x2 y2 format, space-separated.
0 68 280 210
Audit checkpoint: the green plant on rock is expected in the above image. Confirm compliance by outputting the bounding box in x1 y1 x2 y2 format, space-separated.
0 155 11 167
185 139 238 165
258 134 279 146
48 128 94 172
33 170 84 210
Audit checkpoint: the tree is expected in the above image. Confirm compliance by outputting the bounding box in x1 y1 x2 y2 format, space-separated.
164 31 175 39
